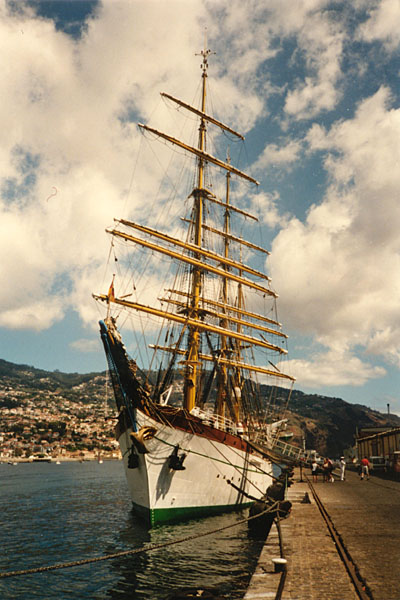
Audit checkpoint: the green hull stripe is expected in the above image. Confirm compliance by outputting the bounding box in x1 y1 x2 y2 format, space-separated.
131 500 253 527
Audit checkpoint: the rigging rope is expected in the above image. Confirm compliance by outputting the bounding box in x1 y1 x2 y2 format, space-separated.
0 502 279 579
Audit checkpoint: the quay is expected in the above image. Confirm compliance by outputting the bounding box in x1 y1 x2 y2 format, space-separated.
244 467 400 600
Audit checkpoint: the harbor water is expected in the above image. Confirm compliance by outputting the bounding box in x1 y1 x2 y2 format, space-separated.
0 460 266 599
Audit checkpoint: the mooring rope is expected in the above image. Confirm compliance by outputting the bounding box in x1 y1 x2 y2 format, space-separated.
0 502 280 579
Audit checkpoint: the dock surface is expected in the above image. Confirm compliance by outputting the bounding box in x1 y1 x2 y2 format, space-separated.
244 468 400 600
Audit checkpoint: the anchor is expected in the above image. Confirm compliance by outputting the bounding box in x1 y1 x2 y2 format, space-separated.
128 449 139 469
168 445 186 470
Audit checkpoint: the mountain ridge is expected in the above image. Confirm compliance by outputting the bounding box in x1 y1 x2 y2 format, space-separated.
1 358 399 457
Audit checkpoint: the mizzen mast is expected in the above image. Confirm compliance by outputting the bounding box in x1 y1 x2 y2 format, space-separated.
215 166 230 417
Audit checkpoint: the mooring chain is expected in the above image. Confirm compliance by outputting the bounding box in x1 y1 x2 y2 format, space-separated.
0 501 280 579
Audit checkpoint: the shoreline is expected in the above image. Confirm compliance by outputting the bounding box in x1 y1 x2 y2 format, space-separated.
0 456 122 464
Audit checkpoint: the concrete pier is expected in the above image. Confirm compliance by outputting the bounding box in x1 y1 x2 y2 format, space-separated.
244 468 400 599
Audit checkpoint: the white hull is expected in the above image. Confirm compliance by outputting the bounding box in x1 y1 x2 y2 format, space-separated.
118 408 274 525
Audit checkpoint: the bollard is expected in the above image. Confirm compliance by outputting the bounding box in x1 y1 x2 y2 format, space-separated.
272 558 287 573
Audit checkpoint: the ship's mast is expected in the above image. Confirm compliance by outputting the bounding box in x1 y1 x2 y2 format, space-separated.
183 48 210 412
215 166 230 417
233 246 244 424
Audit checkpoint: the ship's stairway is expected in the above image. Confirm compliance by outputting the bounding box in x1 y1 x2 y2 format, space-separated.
249 435 303 466
270 437 304 463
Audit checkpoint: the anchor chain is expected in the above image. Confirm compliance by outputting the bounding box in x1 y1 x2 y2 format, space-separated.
0 502 280 579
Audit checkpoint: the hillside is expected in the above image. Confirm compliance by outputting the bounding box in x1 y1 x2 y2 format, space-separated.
284 389 400 456
0 358 105 392
1 358 399 457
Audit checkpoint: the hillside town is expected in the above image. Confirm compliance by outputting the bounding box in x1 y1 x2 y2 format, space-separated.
0 366 120 462
2 359 400 463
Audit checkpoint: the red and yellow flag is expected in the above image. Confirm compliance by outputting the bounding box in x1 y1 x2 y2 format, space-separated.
108 279 115 302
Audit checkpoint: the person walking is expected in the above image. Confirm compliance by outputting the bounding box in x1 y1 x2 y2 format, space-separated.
328 458 335 482
322 458 329 482
323 457 334 482
360 456 370 480
311 458 319 483
339 456 346 481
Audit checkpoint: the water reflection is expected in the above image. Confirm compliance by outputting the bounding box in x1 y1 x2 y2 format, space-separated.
0 462 264 600
107 509 264 599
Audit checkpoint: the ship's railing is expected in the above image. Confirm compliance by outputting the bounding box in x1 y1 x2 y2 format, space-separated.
190 408 302 462
190 407 244 435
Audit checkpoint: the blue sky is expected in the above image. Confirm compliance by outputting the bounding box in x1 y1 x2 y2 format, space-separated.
1 0 400 414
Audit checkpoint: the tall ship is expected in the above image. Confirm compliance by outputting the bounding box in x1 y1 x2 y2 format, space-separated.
94 49 298 526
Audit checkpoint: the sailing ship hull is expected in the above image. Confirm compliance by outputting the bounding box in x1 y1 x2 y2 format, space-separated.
118 408 273 526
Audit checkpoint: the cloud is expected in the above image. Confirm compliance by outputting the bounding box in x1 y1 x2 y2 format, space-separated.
248 190 292 230
207 1 347 121
69 338 100 353
357 0 400 50
0 0 211 331
0 297 65 331
252 140 303 171
269 86 400 371
278 2 346 119
282 349 386 388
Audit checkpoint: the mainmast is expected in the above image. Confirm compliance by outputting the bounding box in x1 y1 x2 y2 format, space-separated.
183 48 210 412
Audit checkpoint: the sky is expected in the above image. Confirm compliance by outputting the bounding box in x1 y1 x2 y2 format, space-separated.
1 0 400 414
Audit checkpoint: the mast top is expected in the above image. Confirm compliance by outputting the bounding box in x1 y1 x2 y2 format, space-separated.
196 45 215 75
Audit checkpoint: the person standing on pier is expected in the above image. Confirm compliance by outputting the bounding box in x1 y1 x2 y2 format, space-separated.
311 458 319 482
323 457 334 482
339 457 346 481
360 457 370 480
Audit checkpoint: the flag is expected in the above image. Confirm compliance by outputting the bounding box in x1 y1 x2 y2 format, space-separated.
108 278 115 302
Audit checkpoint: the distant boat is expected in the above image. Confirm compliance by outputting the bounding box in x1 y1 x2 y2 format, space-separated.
94 47 299 526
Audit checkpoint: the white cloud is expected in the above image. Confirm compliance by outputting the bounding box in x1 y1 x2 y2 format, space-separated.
279 2 345 119
252 140 302 171
249 190 292 230
1 0 292 335
283 349 386 388
269 86 400 371
206 1 347 122
69 338 100 353
357 0 400 50
0 0 210 331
